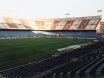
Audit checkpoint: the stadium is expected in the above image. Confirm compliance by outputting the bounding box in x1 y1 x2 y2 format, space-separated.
0 15 104 78
0 0 104 78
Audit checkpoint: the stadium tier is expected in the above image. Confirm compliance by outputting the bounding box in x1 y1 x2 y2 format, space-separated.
0 16 101 30
0 30 44 37
0 30 102 39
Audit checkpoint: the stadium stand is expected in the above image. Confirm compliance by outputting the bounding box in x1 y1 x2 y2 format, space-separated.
0 16 101 30
0 30 44 38
96 63 104 77
0 16 102 39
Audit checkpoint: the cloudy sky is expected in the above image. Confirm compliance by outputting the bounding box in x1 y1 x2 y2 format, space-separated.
0 0 103 20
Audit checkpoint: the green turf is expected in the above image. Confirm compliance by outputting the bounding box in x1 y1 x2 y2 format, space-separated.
0 38 94 71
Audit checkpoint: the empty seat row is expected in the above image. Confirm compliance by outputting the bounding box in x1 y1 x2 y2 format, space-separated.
0 41 104 78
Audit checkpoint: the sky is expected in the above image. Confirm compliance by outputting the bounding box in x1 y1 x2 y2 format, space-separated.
0 0 104 20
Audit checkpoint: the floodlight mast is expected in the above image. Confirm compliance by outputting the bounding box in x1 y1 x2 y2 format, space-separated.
65 13 70 18
96 10 103 35
97 10 103 16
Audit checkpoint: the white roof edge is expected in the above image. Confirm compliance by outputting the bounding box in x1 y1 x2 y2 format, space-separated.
0 15 102 21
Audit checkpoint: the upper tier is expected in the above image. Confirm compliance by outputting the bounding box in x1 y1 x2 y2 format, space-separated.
0 16 102 30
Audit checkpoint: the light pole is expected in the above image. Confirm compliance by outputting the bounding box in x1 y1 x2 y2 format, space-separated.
97 10 103 16
65 13 70 18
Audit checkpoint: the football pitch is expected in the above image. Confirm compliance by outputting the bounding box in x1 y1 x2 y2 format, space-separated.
0 38 94 71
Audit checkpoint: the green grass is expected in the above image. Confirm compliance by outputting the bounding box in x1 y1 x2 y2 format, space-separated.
0 38 94 71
